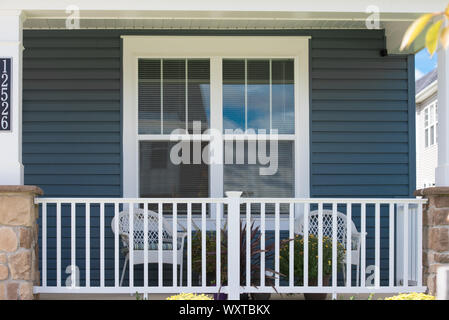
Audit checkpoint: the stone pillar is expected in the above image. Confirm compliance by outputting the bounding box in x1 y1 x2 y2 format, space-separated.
415 187 449 296
0 186 42 300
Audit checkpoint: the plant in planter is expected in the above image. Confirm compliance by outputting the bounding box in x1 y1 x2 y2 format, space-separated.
166 293 213 300
279 234 345 300
191 221 279 300
385 293 435 300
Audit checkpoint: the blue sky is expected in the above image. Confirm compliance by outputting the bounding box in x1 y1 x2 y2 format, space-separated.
415 48 438 80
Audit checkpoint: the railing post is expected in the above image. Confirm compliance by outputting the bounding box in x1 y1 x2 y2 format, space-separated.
226 191 242 300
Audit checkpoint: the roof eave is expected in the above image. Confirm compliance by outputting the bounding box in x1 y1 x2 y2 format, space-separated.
416 80 438 104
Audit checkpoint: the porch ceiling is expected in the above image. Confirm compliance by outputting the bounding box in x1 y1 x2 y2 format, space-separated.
23 16 387 31
22 10 427 54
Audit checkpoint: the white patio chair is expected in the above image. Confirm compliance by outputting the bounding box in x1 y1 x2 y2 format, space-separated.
111 208 187 287
295 209 363 286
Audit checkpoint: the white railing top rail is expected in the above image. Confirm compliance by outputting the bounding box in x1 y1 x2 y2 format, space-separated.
35 197 428 204
34 198 228 204
240 198 427 204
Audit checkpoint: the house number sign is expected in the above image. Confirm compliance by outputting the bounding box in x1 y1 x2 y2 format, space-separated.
1 58 11 131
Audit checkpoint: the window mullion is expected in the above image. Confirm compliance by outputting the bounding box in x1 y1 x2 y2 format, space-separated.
245 59 248 133
269 59 272 133
210 57 224 202
185 59 188 132
160 59 163 135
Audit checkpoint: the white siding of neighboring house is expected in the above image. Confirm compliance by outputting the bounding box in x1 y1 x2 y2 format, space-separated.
416 92 438 189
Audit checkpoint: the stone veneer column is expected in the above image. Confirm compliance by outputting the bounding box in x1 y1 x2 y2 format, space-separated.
415 187 449 296
0 186 42 300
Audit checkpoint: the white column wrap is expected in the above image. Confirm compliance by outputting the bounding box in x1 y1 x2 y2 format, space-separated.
0 10 25 185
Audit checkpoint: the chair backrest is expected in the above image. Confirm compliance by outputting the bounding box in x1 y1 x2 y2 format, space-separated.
297 210 359 246
111 208 173 247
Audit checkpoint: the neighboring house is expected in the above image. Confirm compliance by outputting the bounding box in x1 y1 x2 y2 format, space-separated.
3 2 449 299
416 69 438 189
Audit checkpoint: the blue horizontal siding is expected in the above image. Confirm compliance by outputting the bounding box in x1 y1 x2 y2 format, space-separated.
23 29 415 287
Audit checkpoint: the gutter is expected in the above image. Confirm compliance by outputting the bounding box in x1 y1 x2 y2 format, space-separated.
416 80 437 104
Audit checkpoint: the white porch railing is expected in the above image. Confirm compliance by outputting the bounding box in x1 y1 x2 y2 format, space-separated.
34 193 427 299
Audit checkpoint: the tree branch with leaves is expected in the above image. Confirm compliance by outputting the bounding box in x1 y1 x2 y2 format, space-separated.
401 3 449 55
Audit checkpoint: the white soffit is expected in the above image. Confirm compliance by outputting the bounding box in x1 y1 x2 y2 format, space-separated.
22 10 422 29
17 6 439 54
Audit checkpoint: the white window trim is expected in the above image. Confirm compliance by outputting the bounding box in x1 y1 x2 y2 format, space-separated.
424 100 438 148
122 36 310 199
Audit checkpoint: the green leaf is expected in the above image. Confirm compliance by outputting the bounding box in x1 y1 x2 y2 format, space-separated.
401 13 434 51
426 20 443 56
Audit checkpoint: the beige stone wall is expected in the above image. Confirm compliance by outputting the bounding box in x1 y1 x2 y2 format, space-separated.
415 187 449 296
0 186 42 300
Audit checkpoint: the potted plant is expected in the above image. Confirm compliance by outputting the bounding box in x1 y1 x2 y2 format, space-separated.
166 293 213 300
191 221 278 300
279 234 345 300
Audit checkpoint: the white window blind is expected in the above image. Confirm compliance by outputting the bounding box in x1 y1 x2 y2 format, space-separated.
138 59 210 134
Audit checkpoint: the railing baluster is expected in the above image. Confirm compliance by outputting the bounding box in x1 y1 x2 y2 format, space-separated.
318 202 323 287
375 203 380 288
173 203 178 286
100 202 105 288
346 203 352 287
144 202 149 290
403 203 409 287
417 203 423 287
275 203 280 288
114 203 119 287
71 202 76 288
303 203 309 287
289 203 294 287
227 193 242 300
360 203 366 288
187 202 192 288
261 202 266 287
56 202 61 288
216 203 221 288
42 203 47 288
389 203 395 287
159 202 163 287
201 202 206 287
332 203 337 289
86 203 90 288
410 206 416 283
246 203 251 288
129 205 134 288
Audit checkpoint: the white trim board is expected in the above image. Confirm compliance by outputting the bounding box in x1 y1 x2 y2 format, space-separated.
122 36 310 199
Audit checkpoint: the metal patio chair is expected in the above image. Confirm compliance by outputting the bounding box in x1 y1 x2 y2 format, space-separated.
111 208 187 286
295 209 363 286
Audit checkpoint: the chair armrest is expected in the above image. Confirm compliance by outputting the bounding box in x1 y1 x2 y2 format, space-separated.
350 232 366 250
175 232 187 251
176 232 188 242
177 231 187 236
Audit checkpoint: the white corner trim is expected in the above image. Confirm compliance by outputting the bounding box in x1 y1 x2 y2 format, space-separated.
122 36 310 198
0 10 25 185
